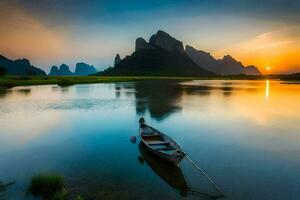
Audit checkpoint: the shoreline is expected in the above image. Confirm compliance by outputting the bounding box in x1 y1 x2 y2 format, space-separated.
0 75 295 90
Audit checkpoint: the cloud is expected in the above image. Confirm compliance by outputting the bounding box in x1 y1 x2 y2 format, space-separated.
215 27 300 74
0 2 70 65
239 28 300 51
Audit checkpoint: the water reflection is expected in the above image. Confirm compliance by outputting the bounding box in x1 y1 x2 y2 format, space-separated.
134 81 182 120
138 142 188 196
0 80 300 200
181 85 212 96
138 143 222 199
14 88 31 95
265 80 270 100
0 88 31 98
115 81 182 120
0 181 15 200
0 89 10 98
114 80 251 121
221 82 235 96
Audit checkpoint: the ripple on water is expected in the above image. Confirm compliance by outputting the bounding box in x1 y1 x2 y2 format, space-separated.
46 98 129 111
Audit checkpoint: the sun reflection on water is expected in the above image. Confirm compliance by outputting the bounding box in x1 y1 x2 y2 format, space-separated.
265 79 269 100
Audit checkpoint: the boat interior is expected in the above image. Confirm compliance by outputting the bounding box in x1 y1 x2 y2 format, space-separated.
141 126 179 155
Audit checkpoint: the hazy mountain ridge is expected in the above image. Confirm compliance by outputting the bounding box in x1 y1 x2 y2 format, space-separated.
185 45 261 75
0 55 46 75
0 30 261 77
49 63 97 76
242 65 262 75
49 64 73 76
74 63 97 76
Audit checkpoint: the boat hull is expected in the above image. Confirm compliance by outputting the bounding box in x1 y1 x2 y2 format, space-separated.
139 124 185 165
144 143 184 164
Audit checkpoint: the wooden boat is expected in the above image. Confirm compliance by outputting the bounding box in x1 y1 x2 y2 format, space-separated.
139 118 186 165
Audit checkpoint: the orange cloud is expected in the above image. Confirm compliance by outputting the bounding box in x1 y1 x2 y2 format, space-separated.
0 3 70 65
215 27 300 74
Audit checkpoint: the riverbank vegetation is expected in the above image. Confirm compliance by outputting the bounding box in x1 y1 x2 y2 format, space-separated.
28 175 85 200
0 73 298 90
279 73 300 81
0 75 264 89
0 76 142 90
28 175 65 199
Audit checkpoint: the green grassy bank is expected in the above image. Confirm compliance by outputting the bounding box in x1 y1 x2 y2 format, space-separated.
28 175 85 200
0 75 274 90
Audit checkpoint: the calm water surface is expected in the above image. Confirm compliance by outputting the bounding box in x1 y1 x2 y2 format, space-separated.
0 80 300 200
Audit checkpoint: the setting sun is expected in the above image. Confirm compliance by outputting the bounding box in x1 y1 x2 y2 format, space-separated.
266 66 271 71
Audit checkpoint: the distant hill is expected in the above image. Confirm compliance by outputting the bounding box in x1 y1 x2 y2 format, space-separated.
114 54 121 66
49 64 73 76
74 63 97 76
49 63 97 76
98 30 214 77
0 55 46 75
242 65 261 75
48 66 59 75
185 45 261 75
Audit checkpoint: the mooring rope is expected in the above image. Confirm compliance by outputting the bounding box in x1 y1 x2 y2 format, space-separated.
185 155 225 197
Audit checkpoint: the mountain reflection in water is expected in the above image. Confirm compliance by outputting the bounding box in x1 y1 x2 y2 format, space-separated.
115 80 257 121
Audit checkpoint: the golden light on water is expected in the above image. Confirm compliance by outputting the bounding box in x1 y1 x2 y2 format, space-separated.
265 79 270 100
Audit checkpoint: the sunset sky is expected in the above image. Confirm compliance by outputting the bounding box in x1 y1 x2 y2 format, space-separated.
0 0 299 74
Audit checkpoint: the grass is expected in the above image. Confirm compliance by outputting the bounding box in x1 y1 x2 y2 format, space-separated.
280 73 300 82
0 74 269 90
28 175 65 199
52 188 68 200
28 175 86 200
57 79 74 87
74 196 85 200
0 76 145 89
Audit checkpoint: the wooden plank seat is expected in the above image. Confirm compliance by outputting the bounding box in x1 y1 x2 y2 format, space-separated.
147 141 169 145
142 133 160 137
161 149 177 155
152 145 176 151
